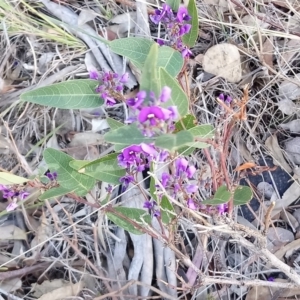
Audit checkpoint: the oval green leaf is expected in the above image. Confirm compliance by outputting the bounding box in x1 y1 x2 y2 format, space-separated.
202 186 231 205
21 80 103 109
107 207 151 235
0 172 29 185
182 0 199 47
233 185 253 206
43 148 95 196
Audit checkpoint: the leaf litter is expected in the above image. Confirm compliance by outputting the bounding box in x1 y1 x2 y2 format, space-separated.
2 0 300 299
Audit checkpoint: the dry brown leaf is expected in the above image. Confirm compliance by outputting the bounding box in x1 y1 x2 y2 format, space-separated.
0 225 27 240
267 227 294 247
265 134 292 173
271 180 300 217
68 132 104 147
246 278 300 300
240 14 269 34
285 137 300 164
279 74 300 101
279 39 300 67
280 119 300 133
203 43 242 83
29 213 52 258
31 279 73 298
1 278 22 293
78 8 97 26
202 0 238 12
37 281 84 300
262 36 274 71
281 211 299 231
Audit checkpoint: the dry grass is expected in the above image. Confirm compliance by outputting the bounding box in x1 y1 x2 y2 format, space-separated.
1 0 300 299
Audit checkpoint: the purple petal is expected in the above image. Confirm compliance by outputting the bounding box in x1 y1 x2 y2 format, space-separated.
6 202 18 212
144 200 153 209
168 106 178 120
138 106 165 123
153 209 161 217
89 70 99 80
19 191 29 200
185 184 198 194
176 7 191 22
161 173 170 187
187 199 197 210
120 73 129 83
140 143 157 156
157 39 165 46
0 184 7 191
179 24 192 36
159 86 172 102
175 157 188 175
186 166 196 178
105 97 117 106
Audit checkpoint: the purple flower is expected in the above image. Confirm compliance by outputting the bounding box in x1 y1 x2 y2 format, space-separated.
186 166 196 178
19 191 29 200
217 203 228 215
138 106 167 125
161 173 170 187
176 7 191 22
187 198 197 210
167 106 178 120
159 86 171 102
181 47 193 58
46 171 57 181
6 202 18 212
120 73 129 83
120 175 134 192
267 277 274 282
140 143 157 156
126 91 147 109
150 3 172 24
120 145 142 165
219 93 232 104
154 209 161 217
104 95 117 106
185 184 198 194
179 24 192 36
89 70 99 80
175 158 189 176
144 200 153 209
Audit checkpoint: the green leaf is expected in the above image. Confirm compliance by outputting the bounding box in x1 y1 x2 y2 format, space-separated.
188 125 215 138
202 186 231 205
109 38 154 69
107 118 125 130
140 43 160 96
39 186 75 200
177 146 195 156
107 207 151 235
0 172 29 185
78 157 125 184
159 67 189 117
182 0 199 47
157 46 183 77
175 114 196 131
184 124 215 149
166 0 180 10
233 186 253 206
21 80 103 109
104 124 153 148
160 196 175 224
43 148 95 196
155 130 193 150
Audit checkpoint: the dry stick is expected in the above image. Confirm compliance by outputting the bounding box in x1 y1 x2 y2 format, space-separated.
203 148 217 192
229 0 300 37
45 201 116 298
263 201 276 235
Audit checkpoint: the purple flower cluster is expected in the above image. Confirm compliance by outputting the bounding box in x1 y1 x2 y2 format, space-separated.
0 184 29 212
158 157 198 209
118 143 158 172
218 93 233 105
150 4 192 57
90 70 128 106
46 171 57 181
127 87 178 137
144 200 161 217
